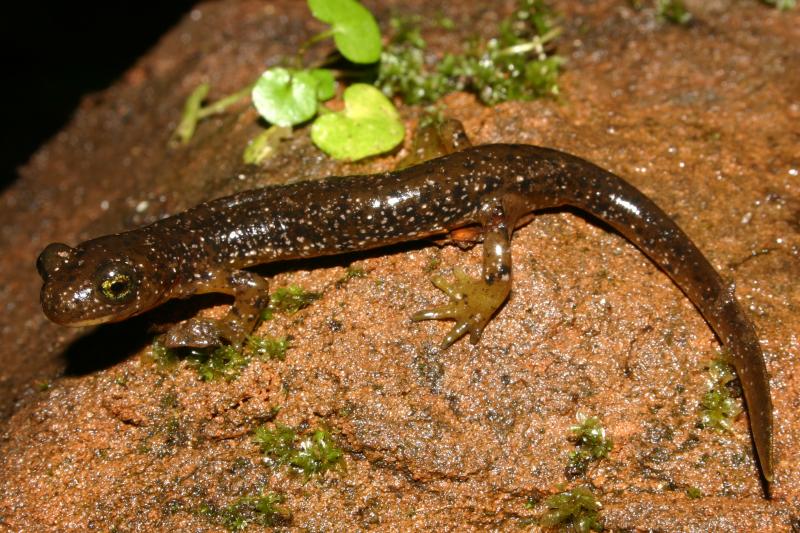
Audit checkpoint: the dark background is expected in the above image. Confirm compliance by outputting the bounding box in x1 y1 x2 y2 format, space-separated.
0 2 197 191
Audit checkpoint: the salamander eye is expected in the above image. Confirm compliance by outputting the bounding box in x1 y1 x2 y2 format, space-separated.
95 263 137 304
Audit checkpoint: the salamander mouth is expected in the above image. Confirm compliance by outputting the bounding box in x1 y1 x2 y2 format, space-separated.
63 317 116 327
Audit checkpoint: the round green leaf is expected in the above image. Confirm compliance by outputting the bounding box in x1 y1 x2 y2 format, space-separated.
308 0 382 64
311 83 404 161
252 68 319 127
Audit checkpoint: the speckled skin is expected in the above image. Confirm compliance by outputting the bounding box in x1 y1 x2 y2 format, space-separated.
36 144 773 490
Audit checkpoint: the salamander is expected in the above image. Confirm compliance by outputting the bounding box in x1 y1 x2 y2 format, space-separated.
36 141 774 491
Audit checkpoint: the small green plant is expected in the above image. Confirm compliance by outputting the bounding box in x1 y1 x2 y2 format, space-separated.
336 265 367 287
699 355 742 431
246 335 290 361
700 385 741 431
263 285 321 319
171 83 254 147
187 345 250 381
290 428 346 480
199 490 290 531
566 414 613 478
149 334 290 381
657 0 692 24
311 83 405 161
251 68 335 128
242 125 292 164
686 486 703 499
762 0 796 9
540 487 603 532
149 339 180 368
174 0 403 162
306 0 382 63
175 0 565 162
253 425 345 480
378 0 563 106
253 424 298 464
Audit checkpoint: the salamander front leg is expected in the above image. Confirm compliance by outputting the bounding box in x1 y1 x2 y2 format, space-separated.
413 197 518 349
164 270 269 348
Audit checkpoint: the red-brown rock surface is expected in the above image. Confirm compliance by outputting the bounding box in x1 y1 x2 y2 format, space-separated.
1 1 798 530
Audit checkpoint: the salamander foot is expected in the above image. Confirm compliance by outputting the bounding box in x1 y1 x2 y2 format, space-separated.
163 317 241 349
412 268 510 349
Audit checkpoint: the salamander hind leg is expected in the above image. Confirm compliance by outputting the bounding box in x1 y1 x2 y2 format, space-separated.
164 270 269 348
413 196 519 349
412 266 511 348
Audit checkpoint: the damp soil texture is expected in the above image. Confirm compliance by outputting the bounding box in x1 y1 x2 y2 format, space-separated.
1 1 799 531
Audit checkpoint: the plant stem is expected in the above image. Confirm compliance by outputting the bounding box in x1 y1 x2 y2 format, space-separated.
197 82 256 118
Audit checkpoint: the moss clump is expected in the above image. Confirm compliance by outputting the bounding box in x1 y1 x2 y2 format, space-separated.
149 333 290 381
253 424 298 465
149 340 180 368
686 486 703 499
262 285 321 320
246 335 289 361
540 487 603 532
253 425 345 480
186 345 250 381
657 0 692 24
199 490 290 531
336 265 367 287
377 0 563 106
290 428 346 480
699 356 742 431
700 387 741 431
566 414 613 478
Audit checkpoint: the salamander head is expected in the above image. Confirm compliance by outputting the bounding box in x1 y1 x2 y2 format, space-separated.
37 237 165 327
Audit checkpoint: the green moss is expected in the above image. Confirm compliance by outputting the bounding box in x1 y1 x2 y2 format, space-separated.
699 356 742 431
762 0 796 9
253 425 345 480
262 285 321 320
377 0 563 106
699 387 741 431
199 490 290 531
336 265 367 287
706 356 737 386
246 335 289 361
686 486 703 499
148 333 290 381
290 428 346 480
149 340 180 368
657 0 692 24
566 414 613 478
253 424 297 465
186 345 250 381
540 487 603 532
